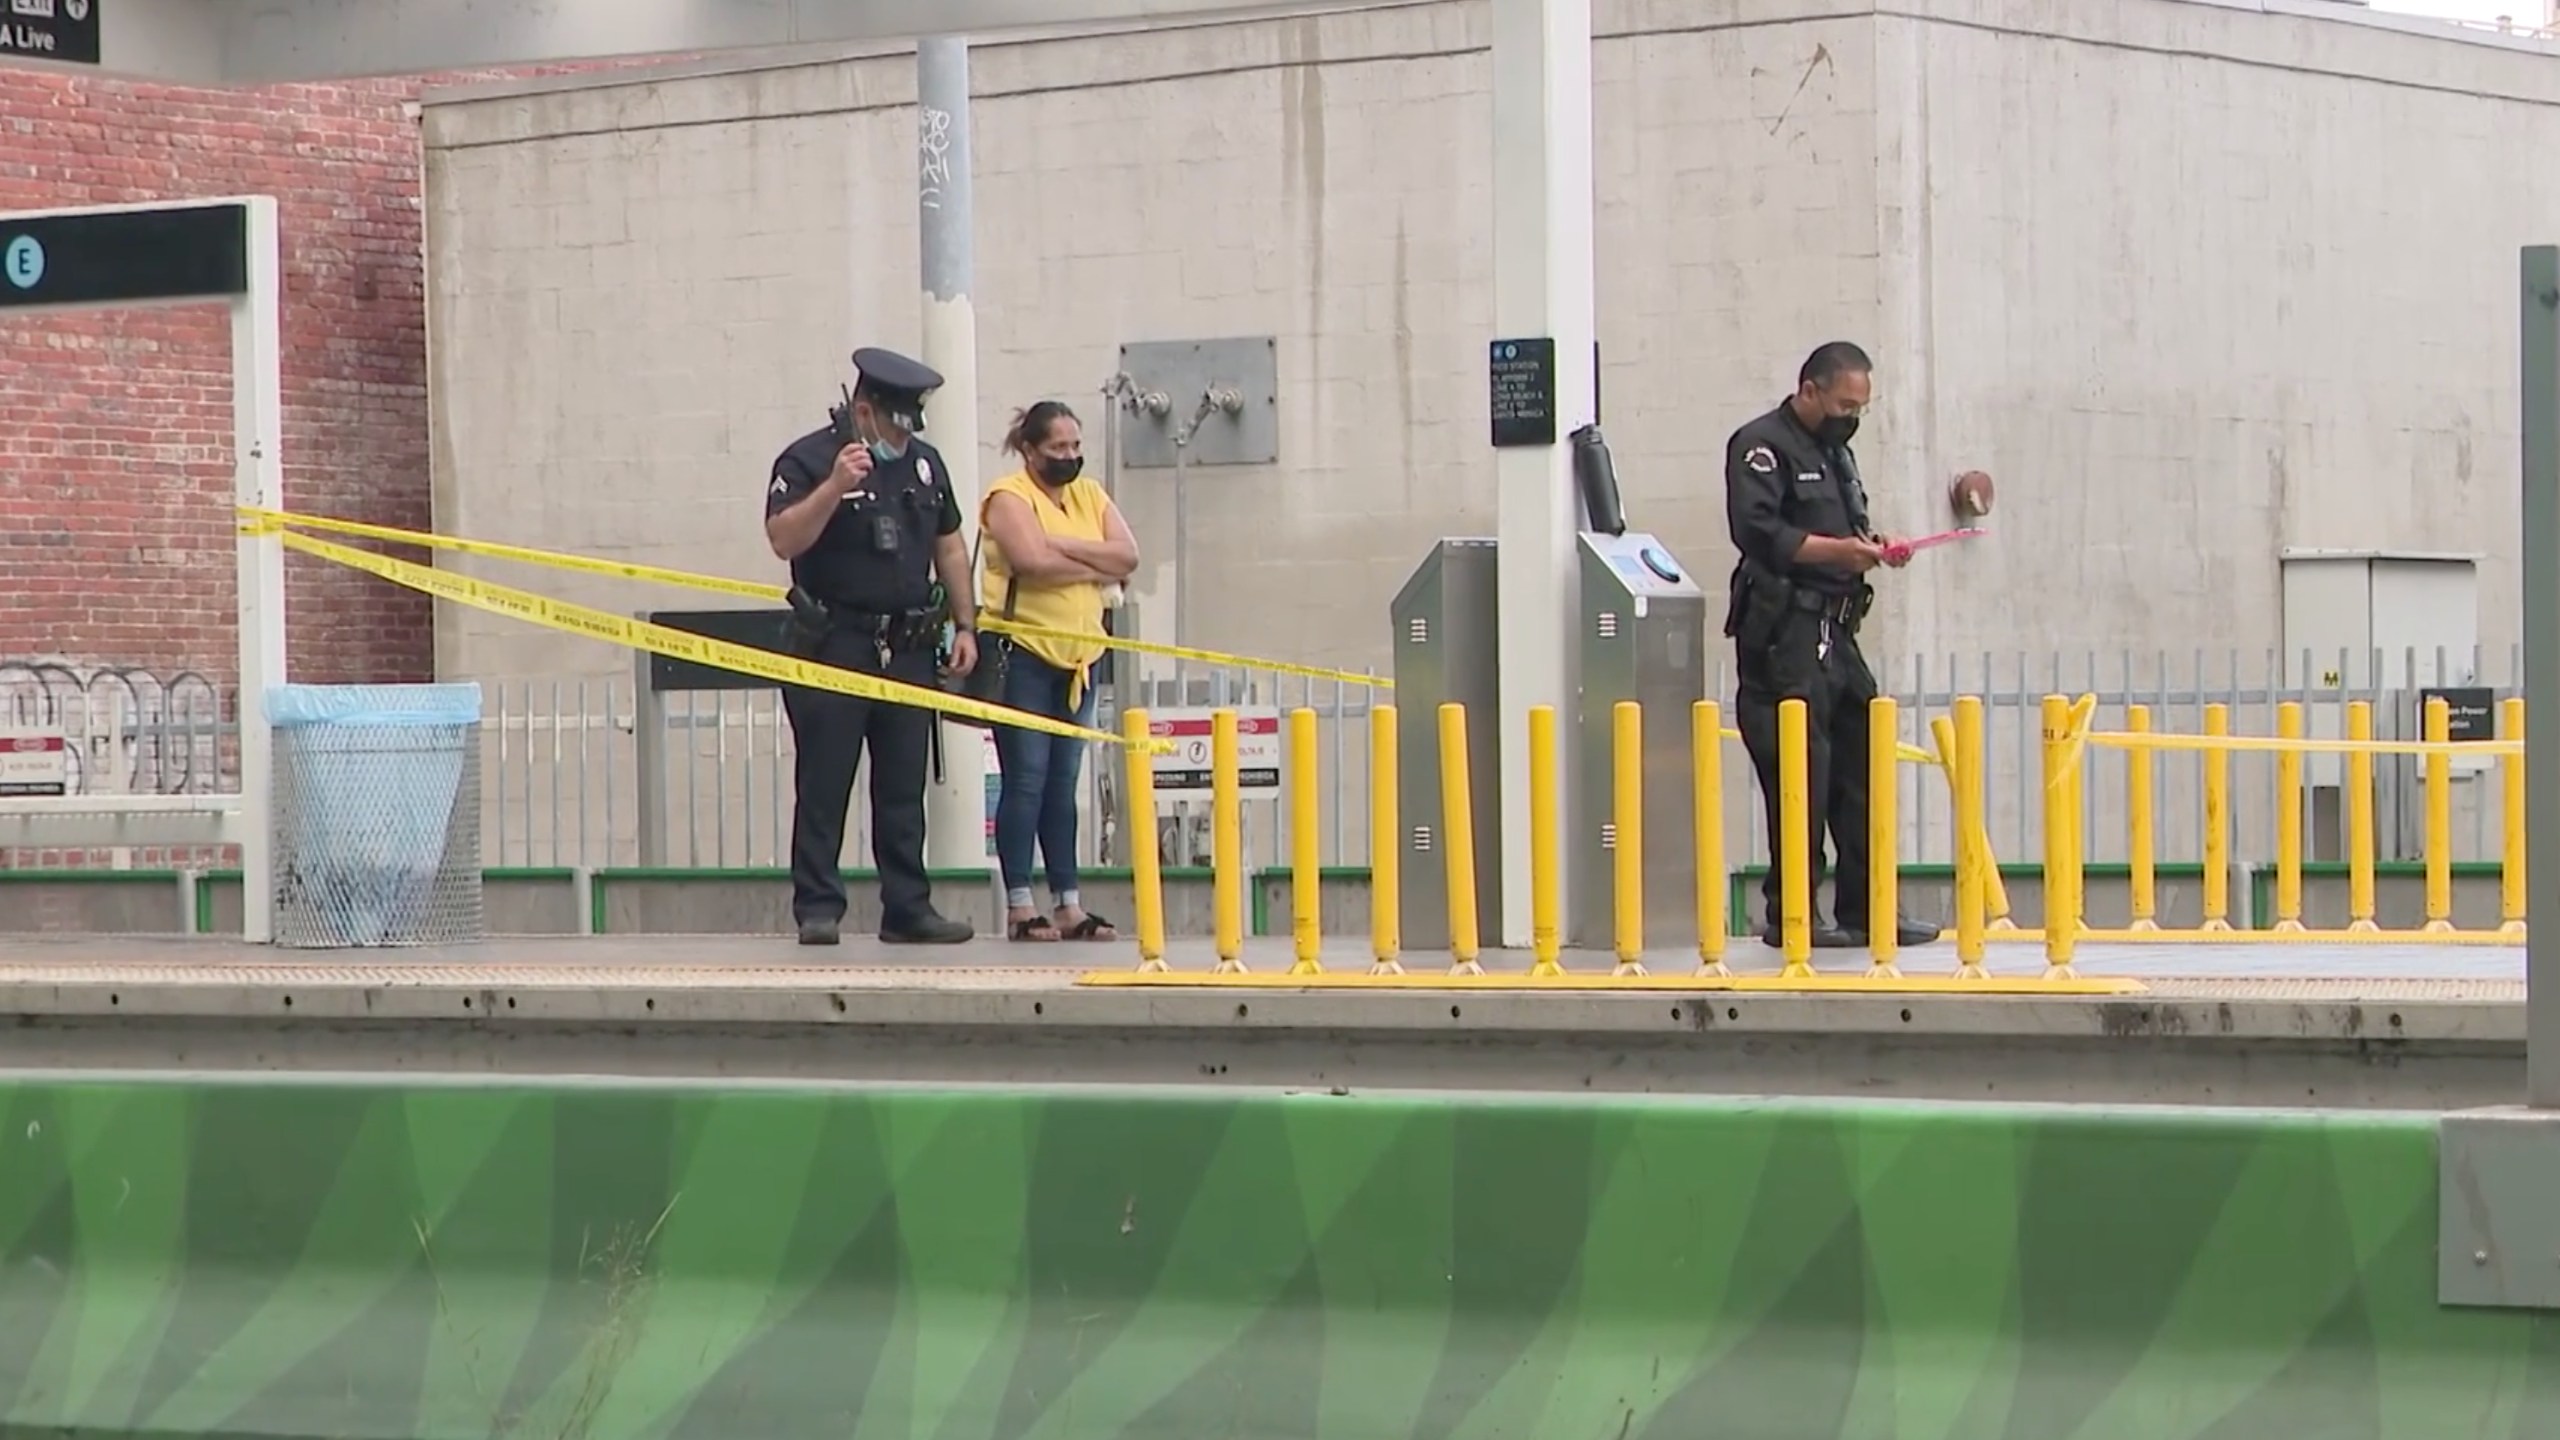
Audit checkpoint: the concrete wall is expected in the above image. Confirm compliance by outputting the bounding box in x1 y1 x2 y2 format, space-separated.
415 0 2560 865
420 0 2560 681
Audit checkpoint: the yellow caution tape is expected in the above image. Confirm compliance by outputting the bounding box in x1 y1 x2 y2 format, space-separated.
2082 729 2520 758
268 525 1157 751
238 505 1390 688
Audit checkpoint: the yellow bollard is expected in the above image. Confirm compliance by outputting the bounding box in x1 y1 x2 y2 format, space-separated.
2200 703 2233 931
1952 696 1990 979
1288 707 1322 974
2272 701 2306 933
2125 705 2158 931
2424 696 2454 934
2346 700 2379 932
1613 701 1647 976
2039 695 2078 978
1867 696 1901 978
1527 704 1564 978
1370 705 1403 975
1439 702 1485 975
1931 713 2015 930
1123 708 1169 972
1211 708 1246 972
2502 696 2527 938
1694 701 1729 976
1777 698 1814 978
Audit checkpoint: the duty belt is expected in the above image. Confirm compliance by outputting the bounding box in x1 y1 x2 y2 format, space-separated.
789 587 940 651
1791 588 1863 625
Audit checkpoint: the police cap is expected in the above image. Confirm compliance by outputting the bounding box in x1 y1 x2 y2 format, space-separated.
850 347 943 433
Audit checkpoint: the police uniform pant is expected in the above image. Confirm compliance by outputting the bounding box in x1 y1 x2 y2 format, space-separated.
1734 611 1880 932
781 629 940 928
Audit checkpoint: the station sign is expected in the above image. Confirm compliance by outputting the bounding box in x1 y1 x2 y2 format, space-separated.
0 0 100 67
0 200 249 310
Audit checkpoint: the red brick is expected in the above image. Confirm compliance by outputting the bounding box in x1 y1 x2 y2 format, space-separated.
1 59 656 872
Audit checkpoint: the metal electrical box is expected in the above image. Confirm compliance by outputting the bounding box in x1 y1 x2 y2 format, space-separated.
2279 550 2484 860
1568 532 1709 950
1390 539 1505 953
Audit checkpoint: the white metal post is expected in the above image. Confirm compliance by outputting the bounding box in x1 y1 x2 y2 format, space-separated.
2523 244 2559 1105
232 196 287 943
917 36 991 873
1490 0 1597 948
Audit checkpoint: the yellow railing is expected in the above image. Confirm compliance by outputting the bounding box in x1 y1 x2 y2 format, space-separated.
1113 691 2528 978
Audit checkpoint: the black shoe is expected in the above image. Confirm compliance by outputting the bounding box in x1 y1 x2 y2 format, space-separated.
881 911 974 945
797 916 842 947
1761 924 1860 950
1843 918 1945 947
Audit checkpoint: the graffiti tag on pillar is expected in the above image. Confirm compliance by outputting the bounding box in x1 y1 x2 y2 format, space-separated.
918 106 954 211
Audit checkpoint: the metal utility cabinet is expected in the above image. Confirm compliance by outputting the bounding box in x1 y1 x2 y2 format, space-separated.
1389 539 1506 952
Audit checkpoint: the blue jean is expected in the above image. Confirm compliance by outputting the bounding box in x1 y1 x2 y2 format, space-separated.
991 648 1095 907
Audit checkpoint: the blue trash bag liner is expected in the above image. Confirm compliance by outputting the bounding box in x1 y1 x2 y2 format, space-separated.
267 684 483 947
267 682 484 729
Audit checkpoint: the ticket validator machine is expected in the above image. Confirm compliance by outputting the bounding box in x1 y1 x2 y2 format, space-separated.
1390 426 1709 952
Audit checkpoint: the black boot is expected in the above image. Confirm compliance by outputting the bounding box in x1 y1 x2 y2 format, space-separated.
881 910 974 945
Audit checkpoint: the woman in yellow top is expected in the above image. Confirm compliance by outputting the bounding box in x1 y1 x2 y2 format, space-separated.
981 400 1140 942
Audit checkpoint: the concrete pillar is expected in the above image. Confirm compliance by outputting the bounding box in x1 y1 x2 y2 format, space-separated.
2522 244 2558 1105
1490 0 1597 947
916 36 991 872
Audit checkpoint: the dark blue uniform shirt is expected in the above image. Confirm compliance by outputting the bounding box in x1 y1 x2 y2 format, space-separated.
764 427 964 614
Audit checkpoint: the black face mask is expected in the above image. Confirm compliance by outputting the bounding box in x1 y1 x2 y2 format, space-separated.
1816 413 1860 446
1036 455 1084 486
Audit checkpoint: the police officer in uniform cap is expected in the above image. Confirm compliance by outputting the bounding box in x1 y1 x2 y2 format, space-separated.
764 347 980 946
1723 341 1941 951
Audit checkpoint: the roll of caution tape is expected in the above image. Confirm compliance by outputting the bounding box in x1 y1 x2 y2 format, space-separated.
238 505 1391 689
268 526 1154 751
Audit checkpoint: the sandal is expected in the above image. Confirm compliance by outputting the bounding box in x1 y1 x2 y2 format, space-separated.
1060 913 1119 942
1009 915 1060 942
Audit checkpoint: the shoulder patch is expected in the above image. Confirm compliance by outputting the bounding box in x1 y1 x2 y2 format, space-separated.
770 473 789 495
917 456 934 485
1744 445 1778 475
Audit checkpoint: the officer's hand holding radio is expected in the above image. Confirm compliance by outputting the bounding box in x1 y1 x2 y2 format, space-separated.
826 443 873 496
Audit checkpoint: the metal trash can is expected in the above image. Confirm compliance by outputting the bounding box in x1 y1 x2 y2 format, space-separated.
268 683 485 948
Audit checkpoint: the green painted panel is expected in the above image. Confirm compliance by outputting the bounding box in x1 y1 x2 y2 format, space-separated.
0 1082 2549 1439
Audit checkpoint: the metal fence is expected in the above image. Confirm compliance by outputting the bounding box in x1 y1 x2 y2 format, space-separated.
470 645 2527 875
0 661 229 799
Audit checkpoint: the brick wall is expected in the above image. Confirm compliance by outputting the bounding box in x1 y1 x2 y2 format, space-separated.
0 67 441 693
0 60 643 871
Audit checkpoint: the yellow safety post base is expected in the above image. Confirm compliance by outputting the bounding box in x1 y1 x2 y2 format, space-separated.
1370 957 1405 976
1528 958 1566 979
2043 961 2080 981
1988 917 2018 932
2198 917 2234 932
1136 955 1170 974
2423 919 2457 934
1697 959 1733 977
1865 959 1903 980
1450 958 1486 977
2271 919 2307 934
1214 957 1250 975
2126 917 2160 932
1778 959 1816 981
1953 959 1991 981
1613 958 1649 977
2348 919 2381 934
1289 958 1323 976
2502 920 2530 939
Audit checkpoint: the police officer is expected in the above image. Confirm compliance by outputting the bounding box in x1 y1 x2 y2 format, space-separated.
764 348 980 947
1723 341 1940 951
